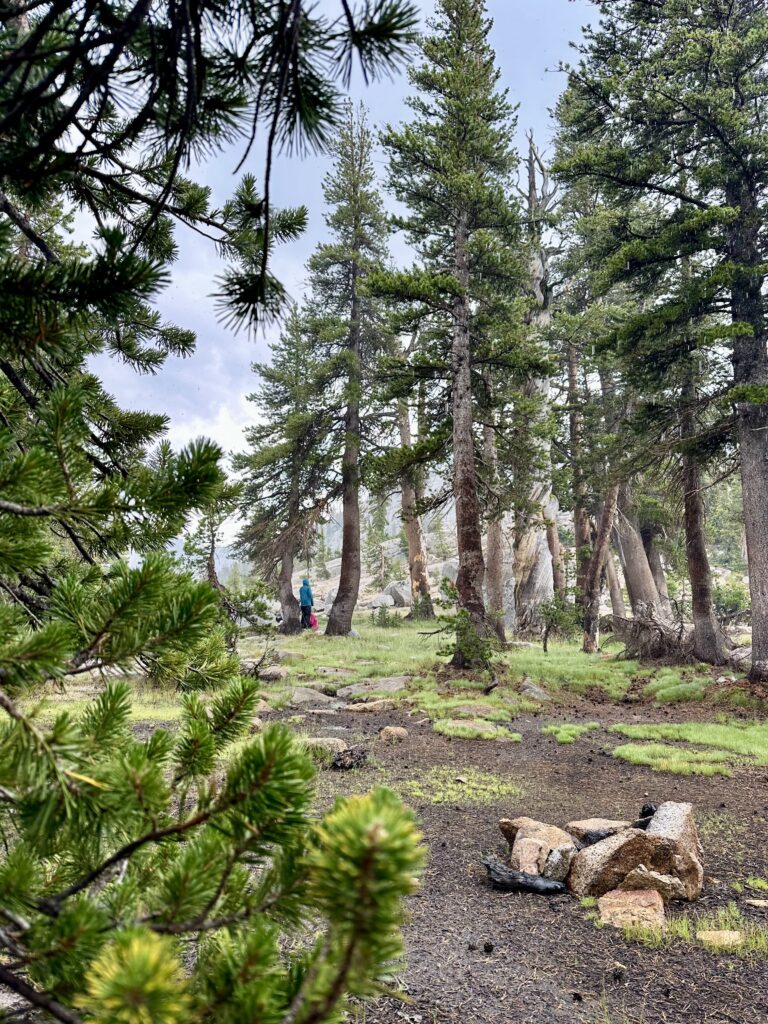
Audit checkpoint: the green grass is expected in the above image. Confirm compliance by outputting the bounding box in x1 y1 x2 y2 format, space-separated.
432 719 521 742
253 618 443 686
624 903 768 959
30 691 181 723
609 721 768 776
410 690 512 722
541 721 600 744
747 877 768 891
611 741 735 776
398 765 522 806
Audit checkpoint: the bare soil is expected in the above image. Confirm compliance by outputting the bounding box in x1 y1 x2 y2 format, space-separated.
298 701 768 1024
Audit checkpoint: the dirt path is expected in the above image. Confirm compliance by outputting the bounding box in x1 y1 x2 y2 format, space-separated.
302 707 768 1024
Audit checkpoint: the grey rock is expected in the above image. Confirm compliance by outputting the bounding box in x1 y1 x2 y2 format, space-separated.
289 687 338 708
369 593 395 609
384 581 411 607
337 676 409 699
618 865 687 903
440 559 459 583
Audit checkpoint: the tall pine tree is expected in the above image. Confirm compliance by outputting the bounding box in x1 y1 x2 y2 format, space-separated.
380 0 522 664
306 103 393 636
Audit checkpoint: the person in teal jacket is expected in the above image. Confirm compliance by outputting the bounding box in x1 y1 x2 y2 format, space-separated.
299 578 313 629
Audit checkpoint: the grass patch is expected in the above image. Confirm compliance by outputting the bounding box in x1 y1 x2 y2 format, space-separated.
398 766 521 806
747 877 768 891
31 691 181 724
610 721 768 764
541 721 599 744
433 719 521 742
611 741 735 776
625 903 768 959
411 690 512 722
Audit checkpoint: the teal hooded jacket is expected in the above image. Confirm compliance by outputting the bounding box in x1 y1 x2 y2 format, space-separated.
299 580 313 607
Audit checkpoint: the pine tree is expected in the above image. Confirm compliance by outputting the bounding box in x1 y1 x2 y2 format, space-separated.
365 494 396 590
1 4 425 1018
380 0 523 665
305 103 393 637
235 306 337 633
555 0 768 680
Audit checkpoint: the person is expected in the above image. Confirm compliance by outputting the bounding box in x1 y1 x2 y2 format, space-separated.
299 577 313 629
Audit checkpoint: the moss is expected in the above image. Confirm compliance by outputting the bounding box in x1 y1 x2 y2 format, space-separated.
541 721 600 744
398 766 522 806
610 721 768 765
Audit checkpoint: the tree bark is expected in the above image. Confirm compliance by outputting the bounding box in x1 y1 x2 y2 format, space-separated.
483 417 506 642
451 211 489 665
568 341 591 599
582 484 619 652
615 484 665 618
397 400 433 618
640 523 673 618
727 182 768 682
326 268 362 636
605 548 627 619
545 496 566 600
681 404 727 664
277 549 301 633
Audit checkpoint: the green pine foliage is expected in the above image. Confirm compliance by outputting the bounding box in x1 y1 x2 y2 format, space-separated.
0 684 424 1023
1 3 425 1019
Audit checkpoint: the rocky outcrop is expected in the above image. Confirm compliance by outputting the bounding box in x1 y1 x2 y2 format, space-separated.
384 581 410 607
369 593 395 609
598 889 665 930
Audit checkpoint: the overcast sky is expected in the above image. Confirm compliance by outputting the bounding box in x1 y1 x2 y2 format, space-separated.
94 0 593 461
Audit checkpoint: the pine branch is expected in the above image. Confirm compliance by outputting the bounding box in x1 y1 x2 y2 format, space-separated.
0 191 61 263
0 965 82 1024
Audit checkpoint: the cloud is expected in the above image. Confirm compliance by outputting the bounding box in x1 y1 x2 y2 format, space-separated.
165 392 257 459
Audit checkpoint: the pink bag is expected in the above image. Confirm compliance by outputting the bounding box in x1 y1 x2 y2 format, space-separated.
309 612 318 629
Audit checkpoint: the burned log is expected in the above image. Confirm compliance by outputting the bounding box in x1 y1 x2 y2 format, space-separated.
481 856 566 895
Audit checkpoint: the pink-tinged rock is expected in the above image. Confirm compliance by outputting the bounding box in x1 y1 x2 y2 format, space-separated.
565 817 631 842
502 818 577 882
618 865 687 903
645 802 704 901
567 828 672 897
598 889 665 930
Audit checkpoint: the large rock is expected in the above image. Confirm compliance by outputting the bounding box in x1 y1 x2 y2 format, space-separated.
346 699 399 713
337 676 409 699
598 889 665 931
618 865 687 903
566 818 632 842
500 817 578 882
379 726 409 743
259 664 291 682
440 559 459 583
289 687 338 707
305 737 348 755
645 801 704 901
697 929 743 950
384 581 411 607
369 593 395 609
567 828 674 897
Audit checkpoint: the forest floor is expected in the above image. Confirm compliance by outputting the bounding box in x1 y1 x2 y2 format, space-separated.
42 619 768 1024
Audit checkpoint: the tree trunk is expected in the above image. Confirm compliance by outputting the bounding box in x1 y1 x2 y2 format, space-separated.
277 549 301 633
640 523 673 618
483 418 506 642
582 484 619 652
615 484 665 618
568 341 591 599
681 422 727 664
545 496 566 600
605 548 627 619
326 269 362 636
397 401 434 618
451 212 489 665
727 183 768 682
